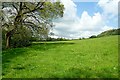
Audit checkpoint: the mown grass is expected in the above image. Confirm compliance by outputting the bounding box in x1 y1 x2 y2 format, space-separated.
2 35 119 78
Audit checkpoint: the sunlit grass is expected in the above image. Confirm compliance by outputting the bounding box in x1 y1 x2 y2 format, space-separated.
2 35 118 78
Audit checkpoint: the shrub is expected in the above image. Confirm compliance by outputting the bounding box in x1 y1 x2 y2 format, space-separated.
2 29 6 50
89 35 97 38
10 27 32 48
2 27 33 49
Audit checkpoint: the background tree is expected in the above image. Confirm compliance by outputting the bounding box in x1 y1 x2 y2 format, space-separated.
1 1 64 48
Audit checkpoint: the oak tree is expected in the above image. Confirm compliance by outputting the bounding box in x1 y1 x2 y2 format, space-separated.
1 1 64 48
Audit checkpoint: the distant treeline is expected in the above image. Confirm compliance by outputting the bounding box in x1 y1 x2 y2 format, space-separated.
97 28 120 37
2 28 120 49
47 37 69 41
34 28 120 41
89 28 120 39
31 37 70 42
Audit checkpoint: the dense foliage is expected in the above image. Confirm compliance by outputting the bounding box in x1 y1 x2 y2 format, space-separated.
46 37 69 41
89 35 97 39
1 1 64 49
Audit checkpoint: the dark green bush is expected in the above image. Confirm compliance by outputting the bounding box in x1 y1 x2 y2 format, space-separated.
2 29 6 50
10 27 32 48
2 27 33 49
89 35 97 38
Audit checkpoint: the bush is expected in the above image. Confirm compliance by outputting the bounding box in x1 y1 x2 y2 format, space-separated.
2 27 33 49
79 38 82 40
2 29 6 50
10 27 32 48
89 35 97 38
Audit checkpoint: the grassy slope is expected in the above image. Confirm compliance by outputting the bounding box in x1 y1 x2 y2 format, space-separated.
97 28 120 37
2 35 118 78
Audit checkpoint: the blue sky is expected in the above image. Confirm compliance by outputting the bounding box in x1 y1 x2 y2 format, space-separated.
75 2 117 27
75 2 103 16
51 0 119 39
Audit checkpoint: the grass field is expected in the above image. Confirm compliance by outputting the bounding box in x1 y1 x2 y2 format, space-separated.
2 35 119 78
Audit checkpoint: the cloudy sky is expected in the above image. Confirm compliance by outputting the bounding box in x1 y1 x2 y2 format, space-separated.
51 0 119 39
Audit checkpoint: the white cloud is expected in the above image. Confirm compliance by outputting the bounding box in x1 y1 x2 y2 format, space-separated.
53 11 106 38
98 0 119 19
51 0 118 39
101 26 114 31
60 0 78 20
73 11 104 31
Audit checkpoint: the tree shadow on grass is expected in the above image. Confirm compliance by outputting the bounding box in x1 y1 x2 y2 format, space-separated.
2 42 75 62
30 42 75 51
2 42 75 76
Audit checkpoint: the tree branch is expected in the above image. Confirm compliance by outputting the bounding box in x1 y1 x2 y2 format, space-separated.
25 14 41 24
12 3 19 13
22 2 45 15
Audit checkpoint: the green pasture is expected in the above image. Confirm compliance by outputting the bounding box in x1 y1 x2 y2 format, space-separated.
2 35 119 78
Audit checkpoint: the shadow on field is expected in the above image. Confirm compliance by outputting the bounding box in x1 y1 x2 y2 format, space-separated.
50 68 118 78
30 42 75 51
2 42 75 76
2 48 28 76
3 42 75 62
2 48 27 63
32 42 75 45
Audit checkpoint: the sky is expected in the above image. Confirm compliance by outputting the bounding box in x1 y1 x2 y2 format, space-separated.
51 0 119 39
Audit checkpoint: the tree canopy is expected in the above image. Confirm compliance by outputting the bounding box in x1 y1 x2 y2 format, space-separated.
1 1 64 48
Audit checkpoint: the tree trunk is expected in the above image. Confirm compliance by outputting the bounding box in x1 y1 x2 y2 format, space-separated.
5 31 12 49
6 34 10 48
